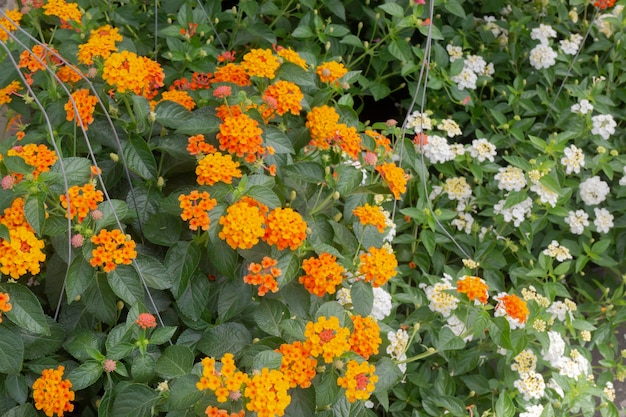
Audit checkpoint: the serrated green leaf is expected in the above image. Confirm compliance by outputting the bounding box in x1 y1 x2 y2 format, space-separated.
351 280 373 317
63 331 103 361
218 278 252 322
24 193 46 236
2 404 38 417
143 212 182 246
254 299 289 337
435 326 466 351
94 200 129 232
207 238 237 279
0 326 24 374
134 254 172 290
495 391 515 417
155 345 194 378
83 274 118 325
111 383 159 417
67 360 102 391
197 323 252 358
276 63 315 88
316 371 340 409
165 241 201 298
1 283 50 335
252 350 283 370
108 265 144 306
65 255 95 302
177 272 210 321
5 373 28 404
444 0 466 18
20 317 64 360
378 3 405 17
150 326 177 345
166 375 203 410
121 136 158 181
155 101 192 130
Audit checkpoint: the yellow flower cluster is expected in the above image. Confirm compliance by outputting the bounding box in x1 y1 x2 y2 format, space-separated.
358 246 398 287
244 256 281 296
77 24 123 65
178 190 217 231
7 143 58 179
205 406 245 417
349 315 381 360
263 80 304 116
0 9 22 42
305 106 362 157
0 226 46 279
353 203 388 233
276 47 308 70
277 341 317 389
244 368 291 417
376 162 408 199
196 152 242 186
217 113 264 162
304 316 350 363
263 207 307 250
156 90 196 111
0 197 31 230
64 88 98 130
299 253 345 297
456 275 489 304
196 353 249 402
218 197 267 250
187 134 217 156
0 81 22 105
102 51 164 99
337 360 377 403
241 48 280 79
212 63 251 87
0 292 12 323
56 65 82 84
316 61 347 84
43 0 82 26
32 366 75 417
59 183 104 223
89 229 137 272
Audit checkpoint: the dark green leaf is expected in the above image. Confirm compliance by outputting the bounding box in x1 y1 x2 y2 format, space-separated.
0 326 24 374
197 323 252 358
155 345 194 379
83 274 118 325
111 383 159 417
316 371 340 409
131 355 156 383
63 331 104 361
149 326 177 345
276 63 315 88
121 136 158 181
207 238 237 279
378 3 404 17
2 404 38 417
5 373 28 404
373 357 403 392
218 278 252 322
166 375 203 410
143 213 182 246
254 299 289 337
252 350 283 370
65 255 95 302
67 360 102 391
1 283 50 335
20 317 64 360
134 254 172 290
23 193 46 236
165 241 201 298
94 200 130 232
108 265 144 306
495 391 515 417
434 327 466 351
155 101 192 130
351 280 373 317
177 272 210 321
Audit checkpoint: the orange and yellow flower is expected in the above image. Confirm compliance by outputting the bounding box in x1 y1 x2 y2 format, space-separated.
365 129 392 154
353 204 388 233
56 65 83 83
277 341 317 389
306 105 340 150
196 152 243 186
205 407 245 417
244 256 281 296
102 51 164 99
304 316 351 363
241 48 280 79
217 113 265 162
0 81 22 105
376 162 408 199
197 353 249 403
244 368 291 417
187 134 217 156
456 275 489 304
262 80 303 116
178 190 217 231
218 197 267 250
0 226 46 278
0 197 32 231
89 229 137 273
263 207 307 250
358 246 398 287
59 183 104 223
7 143 58 179
77 24 123 65
0 292 12 323
334 123 362 159
494 292 529 329
18 44 60 74
316 61 347 84
43 0 82 26
349 315 381 360
157 90 196 111
135 312 157 329
299 253 345 297
337 360 377 403
212 63 250 87
276 46 308 70
32 366 75 417
0 9 22 42
64 88 98 130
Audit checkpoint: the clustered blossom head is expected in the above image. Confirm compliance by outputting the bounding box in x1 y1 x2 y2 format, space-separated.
579 176 610 205
77 24 123 65
263 80 304 116
444 176 472 201
244 368 291 417
316 61 348 85
591 114 617 139
304 105 362 158
217 113 264 162
420 274 459 317
349 315 381 360
511 349 537 373
135 312 157 329
212 63 250 86
7 143 58 179
197 353 249 403
32 366 75 417
0 292 12 323
196 152 242 186
205 407 245 417
571 98 594 115
276 46 308 69
513 370 546 401
102 51 164 99
494 292 529 329
0 225 46 279
560 33 583 55
542 240 572 262
376 163 408 200
564 209 589 235
437 118 462 137
495 165 526 192
241 48 280 79
304 316 351 363
0 9 23 42
358 245 398 287
337 360 378 403
178 190 217 231
156 90 196 111
494 197 533 227
244 256 281 296
263 207 307 250
353 203 388 233
218 197 267 250
60 183 104 223
468 138 497 162
419 135 457 163
187 134 217 156
387 329 409 373
0 81 22 105
89 229 137 272
456 275 489 304
42 0 82 27
277 341 317 389
300 253 345 296
561 144 585 175
594 207 614 233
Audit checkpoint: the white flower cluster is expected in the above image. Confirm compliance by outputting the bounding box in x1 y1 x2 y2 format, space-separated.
371 286 393 320
482 15 509 44
468 138 497 162
405 111 432 133
446 44 463 62
444 177 472 201
382 210 396 243
594 207 614 234
561 145 585 174
451 54 494 90
596 5 625 38
494 197 533 227
419 274 459 317
530 24 557 43
542 331 591 380
564 209 589 235
570 98 594 115
530 181 558 207
495 165 527 192
513 371 546 401
579 176 610 206
559 33 583 55
546 301 574 322
542 241 572 262
420 135 456 164
387 329 409 373
444 315 473 342
591 114 617 140
452 212 474 235
520 405 544 417
528 23 558 70
437 118 462 137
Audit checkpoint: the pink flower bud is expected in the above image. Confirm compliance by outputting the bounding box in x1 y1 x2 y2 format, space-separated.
71 234 84 248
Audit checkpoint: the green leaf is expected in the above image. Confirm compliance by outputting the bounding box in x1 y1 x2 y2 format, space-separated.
316 371 340 409
254 299 289 337
143 213 182 246
351 280 373 317
83 274 118 325
0 223 9 241
166 375 203 410
121 136 158 181
378 3 405 17
67 360 102 391
218 278 252 322
373 357 403 392
177 272 210 321
165 241 201 298
111 383 159 417
20 317 64 360
207 238 237 279
1 283 50 335
245 186 281 209
252 350 283 370
197 323 252 358
495 391 515 417
276 63 315 88
369 81 392 101
130 95 151 132
0 326 24 374
24 193 46 236
315 301 348 326
292 25 314 39
63 331 104 361
335 165 363 197
148 326 177 345
444 0 466 18
155 101 192 130
155 345 194 378
420 229 435 256
131 355 156 383
2 404 38 417
134 254 173 290
434 326 466 351
3 156 33 175
432 396 467 417
284 387 316 417
5 373 28 404
284 162 325 183
108 265 144 306
65 255 95 302
94 200 130 232
264 126 297 154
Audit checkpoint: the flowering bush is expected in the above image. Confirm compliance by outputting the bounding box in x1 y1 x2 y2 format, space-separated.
0 0 625 416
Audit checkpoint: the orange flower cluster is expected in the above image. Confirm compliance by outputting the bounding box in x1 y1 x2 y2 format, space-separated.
18 44 61 75
376 162 408 199
217 113 264 162
0 292 12 323
244 256 281 296
304 316 350 363
277 341 317 389
56 65 82 83
244 368 291 417
0 81 22 105
353 204 388 233
365 129 392 154
0 9 22 42
196 152 243 186
102 51 164 99
32 366 75 417
349 315 381 360
299 253 345 296
218 197 267 250
0 225 46 278
7 143 58 178
212 63 250 87
205 407 245 417
89 229 137 272
263 207 307 250
241 48 280 79
334 124 362 159
59 183 104 223
135 312 157 329
156 90 196 111
263 80 303 116
197 353 249 402
306 105 340 149
358 246 398 287
456 276 489 304
43 0 82 26
77 24 122 65
594 0 616 9
276 46 308 70
495 293 529 328
178 190 217 231
64 89 98 130
316 61 347 84
337 360 378 403
187 134 217 156
0 197 31 230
